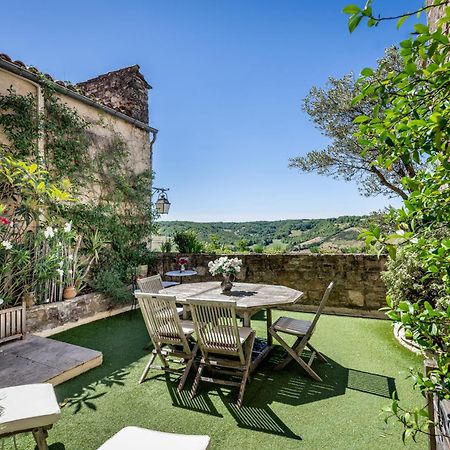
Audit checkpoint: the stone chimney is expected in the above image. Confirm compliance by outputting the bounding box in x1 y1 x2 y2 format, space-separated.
77 65 151 124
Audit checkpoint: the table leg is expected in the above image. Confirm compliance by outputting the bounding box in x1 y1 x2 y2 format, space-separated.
242 312 251 327
183 305 189 320
266 309 273 346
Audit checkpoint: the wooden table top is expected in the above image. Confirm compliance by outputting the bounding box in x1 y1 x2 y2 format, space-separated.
162 281 303 310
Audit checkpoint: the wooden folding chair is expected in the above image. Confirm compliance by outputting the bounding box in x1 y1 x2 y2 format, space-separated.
268 281 334 382
137 274 164 293
137 275 182 316
134 292 198 390
188 298 255 408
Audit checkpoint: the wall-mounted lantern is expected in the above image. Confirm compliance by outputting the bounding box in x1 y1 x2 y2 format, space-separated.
153 187 171 214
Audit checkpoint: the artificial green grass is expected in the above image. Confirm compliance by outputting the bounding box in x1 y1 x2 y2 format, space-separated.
6 311 426 450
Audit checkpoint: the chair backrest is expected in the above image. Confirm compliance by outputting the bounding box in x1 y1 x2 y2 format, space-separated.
137 274 164 293
308 281 334 336
188 298 245 363
134 292 190 353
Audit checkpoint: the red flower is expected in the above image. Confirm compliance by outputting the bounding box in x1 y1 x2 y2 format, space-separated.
0 217 9 225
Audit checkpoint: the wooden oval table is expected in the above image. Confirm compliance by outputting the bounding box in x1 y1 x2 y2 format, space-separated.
162 281 304 370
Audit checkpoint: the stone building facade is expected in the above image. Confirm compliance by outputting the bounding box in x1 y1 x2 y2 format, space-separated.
0 53 157 187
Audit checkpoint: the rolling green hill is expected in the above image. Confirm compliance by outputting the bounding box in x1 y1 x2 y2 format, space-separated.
156 216 368 253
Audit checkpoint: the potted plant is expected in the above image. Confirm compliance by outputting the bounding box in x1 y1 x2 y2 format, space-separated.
208 256 242 293
178 257 189 272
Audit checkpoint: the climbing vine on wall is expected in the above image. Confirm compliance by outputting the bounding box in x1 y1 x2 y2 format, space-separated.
0 88 39 159
42 87 90 181
0 80 156 302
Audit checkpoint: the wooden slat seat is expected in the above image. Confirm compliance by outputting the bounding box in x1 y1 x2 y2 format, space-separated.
159 320 195 337
134 292 198 390
138 275 182 316
273 317 311 335
137 275 164 293
269 281 334 382
204 325 253 348
188 298 255 408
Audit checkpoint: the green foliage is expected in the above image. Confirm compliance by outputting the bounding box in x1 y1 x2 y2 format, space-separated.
158 216 366 252
382 247 450 311
42 89 90 182
235 238 250 252
345 0 450 439
91 265 133 303
264 241 288 254
160 239 173 253
289 48 423 199
0 153 73 306
252 243 264 253
173 230 204 253
0 88 39 159
0 81 156 304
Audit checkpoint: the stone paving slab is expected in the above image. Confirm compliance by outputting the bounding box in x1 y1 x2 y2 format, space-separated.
0 334 102 388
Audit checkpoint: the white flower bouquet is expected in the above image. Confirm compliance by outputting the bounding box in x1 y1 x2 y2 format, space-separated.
208 256 242 277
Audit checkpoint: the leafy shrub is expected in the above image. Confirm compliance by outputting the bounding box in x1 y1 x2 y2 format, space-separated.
91 265 132 303
381 248 450 310
160 239 173 253
264 242 288 254
252 244 264 253
173 230 204 253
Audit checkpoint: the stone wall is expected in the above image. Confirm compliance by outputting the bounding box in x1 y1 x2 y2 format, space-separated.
26 292 127 334
155 253 387 318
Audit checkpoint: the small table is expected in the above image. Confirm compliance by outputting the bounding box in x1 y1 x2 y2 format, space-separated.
164 270 198 285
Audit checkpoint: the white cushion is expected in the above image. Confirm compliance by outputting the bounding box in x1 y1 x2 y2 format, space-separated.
0 383 61 435
98 426 210 450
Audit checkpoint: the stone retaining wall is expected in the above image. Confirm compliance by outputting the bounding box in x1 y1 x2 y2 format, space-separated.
155 253 387 318
26 292 126 334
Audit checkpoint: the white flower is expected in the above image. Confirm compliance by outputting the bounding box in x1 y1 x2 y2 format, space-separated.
438 183 449 193
56 268 64 277
208 256 242 276
1 240 12 250
58 261 64 268
68 254 74 261
44 226 55 239
63 222 72 233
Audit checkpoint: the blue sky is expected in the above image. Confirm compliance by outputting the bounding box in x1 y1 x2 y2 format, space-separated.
2 1 421 221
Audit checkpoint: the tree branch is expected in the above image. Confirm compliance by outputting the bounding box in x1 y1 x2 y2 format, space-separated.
370 165 409 199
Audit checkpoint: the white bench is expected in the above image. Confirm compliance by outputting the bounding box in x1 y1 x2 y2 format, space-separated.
97 426 210 450
0 383 61 450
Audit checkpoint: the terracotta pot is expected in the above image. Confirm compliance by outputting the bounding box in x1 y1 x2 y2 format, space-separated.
63 285 77 300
